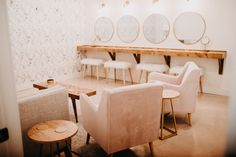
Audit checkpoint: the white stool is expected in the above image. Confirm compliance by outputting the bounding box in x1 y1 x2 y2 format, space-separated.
169 65 204 93
81 58 104 80
104 60 133 85
136 63 169 83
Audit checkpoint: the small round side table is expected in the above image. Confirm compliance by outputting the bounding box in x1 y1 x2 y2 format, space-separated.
160 89 180 140
28 120 78 157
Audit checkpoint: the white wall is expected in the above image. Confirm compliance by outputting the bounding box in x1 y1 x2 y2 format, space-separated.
83 0 236 96
7 0 88 91
0 0 23 156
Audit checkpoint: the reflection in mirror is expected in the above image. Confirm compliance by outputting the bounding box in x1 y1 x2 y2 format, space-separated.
117 15 139 43
174 12 206 45
143 14 170 44
94 17 114 42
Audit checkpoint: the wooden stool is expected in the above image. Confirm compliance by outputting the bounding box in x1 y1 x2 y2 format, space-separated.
169 65 204 93
81 58 104 80
160 89 180 140
104 60 133 85
136 63 169 83
28 120 78 157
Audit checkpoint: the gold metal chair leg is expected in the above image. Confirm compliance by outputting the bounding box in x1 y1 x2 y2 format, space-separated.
82 65 86 78
146 71 149 83
123 69 126 85
106 68 109 80
187 113 192 126
114 68 117 82
90 66 93 78
96 65 99 80
170 99 177 133
104 68 107 80
148 142 153 155
199 76 203 93
128 68 133 84
139 70 143 83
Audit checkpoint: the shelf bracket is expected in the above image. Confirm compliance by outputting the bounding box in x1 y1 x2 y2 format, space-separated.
133 54 141 64
218 59 224 75
108 52 116 61
164 56 171 67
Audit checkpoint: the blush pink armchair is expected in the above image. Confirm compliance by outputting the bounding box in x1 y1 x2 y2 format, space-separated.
148 62 200 126
80 83 163 156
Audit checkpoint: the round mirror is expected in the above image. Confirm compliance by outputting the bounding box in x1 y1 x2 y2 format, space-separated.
174 12 206 45
117 15 139 43
94 17 114 42
143 14 170 44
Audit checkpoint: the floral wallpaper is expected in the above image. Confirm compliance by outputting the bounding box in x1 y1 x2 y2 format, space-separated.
7 0 88 91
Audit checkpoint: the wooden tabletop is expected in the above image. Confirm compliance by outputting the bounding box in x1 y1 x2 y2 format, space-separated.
28 120 78 143
162 89 180 99
33 82 96 100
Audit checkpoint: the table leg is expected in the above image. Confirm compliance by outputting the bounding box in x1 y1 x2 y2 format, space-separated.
57 142 61 157
170 99 177 134
170 99 177 135
40 144 43 157
71 98 78 123
50 143 53 157
64 140 72 157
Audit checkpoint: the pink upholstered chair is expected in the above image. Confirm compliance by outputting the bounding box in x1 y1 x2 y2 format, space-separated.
148 62 200 126
80 83 163 156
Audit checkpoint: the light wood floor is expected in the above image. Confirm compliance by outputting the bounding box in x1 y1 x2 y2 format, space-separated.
63 76 228 157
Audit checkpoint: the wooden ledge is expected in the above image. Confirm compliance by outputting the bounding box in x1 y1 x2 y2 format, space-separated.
77 45 227 75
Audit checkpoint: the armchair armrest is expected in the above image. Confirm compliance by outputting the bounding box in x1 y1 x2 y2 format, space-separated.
80 93 109 148
152 80 180 91
148 72 180 85
80 93 99 125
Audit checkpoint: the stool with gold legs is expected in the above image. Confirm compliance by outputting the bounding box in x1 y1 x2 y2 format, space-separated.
160 89 180 140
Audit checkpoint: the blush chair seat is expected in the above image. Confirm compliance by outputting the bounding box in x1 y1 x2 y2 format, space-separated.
136 63 169 83
104 60 133 85
81 58 105 80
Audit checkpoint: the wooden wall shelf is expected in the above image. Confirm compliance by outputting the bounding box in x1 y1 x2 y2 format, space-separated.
77 45 227 75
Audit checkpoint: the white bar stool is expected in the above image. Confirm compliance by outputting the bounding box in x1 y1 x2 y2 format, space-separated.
81 58 104 80
136 63 169 83
169 65 204 93
104 60 133 85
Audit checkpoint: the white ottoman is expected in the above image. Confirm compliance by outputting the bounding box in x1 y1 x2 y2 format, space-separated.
104 60 133 85
81 58 104 80
136 63 169 83
169 65 204 93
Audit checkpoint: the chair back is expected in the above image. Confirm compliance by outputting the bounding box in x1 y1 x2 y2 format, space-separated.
100 83 163 153
176 62 200 113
